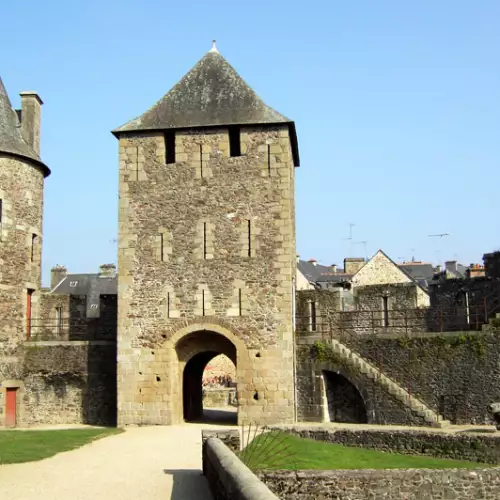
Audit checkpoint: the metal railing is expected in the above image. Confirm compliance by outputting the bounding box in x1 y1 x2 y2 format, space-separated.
295 299 500 423
27 317 117 341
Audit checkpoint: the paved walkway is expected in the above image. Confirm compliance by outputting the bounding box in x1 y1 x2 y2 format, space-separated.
0 422 234 500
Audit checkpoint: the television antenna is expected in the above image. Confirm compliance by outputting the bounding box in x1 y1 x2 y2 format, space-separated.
343 223 355 255
428 233 450 265
354 240 368 260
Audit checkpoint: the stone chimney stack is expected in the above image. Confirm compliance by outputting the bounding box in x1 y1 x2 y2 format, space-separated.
50 265 67 289
99 263 116 277
331 264 337 273
19 91 43 155
445 261 457 273
344 257 365 275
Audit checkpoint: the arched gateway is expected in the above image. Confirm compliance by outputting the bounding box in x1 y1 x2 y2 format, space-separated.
114 44 300 427
177 330 236 422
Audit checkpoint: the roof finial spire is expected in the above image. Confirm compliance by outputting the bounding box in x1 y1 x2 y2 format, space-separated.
210 39 219 53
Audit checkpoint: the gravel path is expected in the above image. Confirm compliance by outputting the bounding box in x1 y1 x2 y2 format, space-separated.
0 424 228 500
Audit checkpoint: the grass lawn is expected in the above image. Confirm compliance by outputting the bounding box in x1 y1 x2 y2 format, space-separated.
0 428 123 465
240 432 490 470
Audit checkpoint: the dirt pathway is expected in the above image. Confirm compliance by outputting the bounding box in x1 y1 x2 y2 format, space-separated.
0 424 227 500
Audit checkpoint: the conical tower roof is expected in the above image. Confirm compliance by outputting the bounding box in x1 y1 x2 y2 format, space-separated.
0 77 49 176
113 44 299 165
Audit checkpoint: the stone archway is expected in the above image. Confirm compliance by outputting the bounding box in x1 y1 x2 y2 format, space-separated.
176 329 237 423
323 370 368 423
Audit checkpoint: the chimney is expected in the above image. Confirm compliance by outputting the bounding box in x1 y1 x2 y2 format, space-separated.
435 264 442 273
445 260 457 273
296 254 300 263
331 264 337 273
308 259 317 266
19 91 43 155
99 263 116 278
344 257 365 275
50 265 67 289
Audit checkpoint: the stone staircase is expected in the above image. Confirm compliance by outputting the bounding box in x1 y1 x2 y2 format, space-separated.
330 338 450 428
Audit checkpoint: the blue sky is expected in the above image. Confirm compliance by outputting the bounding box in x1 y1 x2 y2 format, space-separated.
1 1 499 284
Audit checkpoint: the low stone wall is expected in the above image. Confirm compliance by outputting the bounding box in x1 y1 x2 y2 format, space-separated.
258 468 500 499
270 425 500 464
203 387 237 407
202 429 240 452
203 436 279 500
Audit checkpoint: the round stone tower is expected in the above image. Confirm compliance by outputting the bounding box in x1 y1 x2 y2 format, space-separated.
0 77 50 353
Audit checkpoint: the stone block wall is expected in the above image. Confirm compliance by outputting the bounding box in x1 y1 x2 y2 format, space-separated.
0 341 117 427
350 329 500 424
203 387 237 407
258 468 500 500
0 156 44 354
295 342 427 426
117 125 296 425
428 277 500 331
270 426 500 464
484 252 500 279
296 285 428 339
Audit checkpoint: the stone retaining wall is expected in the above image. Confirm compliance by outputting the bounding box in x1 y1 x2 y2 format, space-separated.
203 387 237 407
202 436 278 500
258 468 500 499
0 341 117 427
270 426 500 464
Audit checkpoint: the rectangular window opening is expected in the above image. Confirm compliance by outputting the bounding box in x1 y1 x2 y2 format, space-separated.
238 288 243 316
203 222 207 260
31 234 37 262
165 130 176 164
160 233 164 262
310 301 317 332
167 292 170 318
55 307 63 334
202 289 205 316
229 126 241 157
247 220 252 257
382 296 389 327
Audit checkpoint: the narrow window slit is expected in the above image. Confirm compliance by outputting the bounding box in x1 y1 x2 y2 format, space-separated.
31 234 37 262
310 301 317 332
160 233 164 262
202 289 205 316
199 144 203 178
267 145 271 176
229 126 241 157
0 199 3 223
165 130 176 164
238 288 243 316
203 222 207 260
382 296 389 327
167 292 170 318
135 147 139 180
247 220 252 257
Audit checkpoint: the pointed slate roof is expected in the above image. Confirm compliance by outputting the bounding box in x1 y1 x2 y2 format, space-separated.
0 77 49 176
112 46 300 166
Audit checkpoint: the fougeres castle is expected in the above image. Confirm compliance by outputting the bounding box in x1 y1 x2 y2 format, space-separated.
2 43 500 435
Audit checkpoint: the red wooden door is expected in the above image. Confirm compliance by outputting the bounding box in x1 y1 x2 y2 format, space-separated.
5 388 17 427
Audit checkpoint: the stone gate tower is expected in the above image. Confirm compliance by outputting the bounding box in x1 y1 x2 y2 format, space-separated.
0 78 50 356
113 43 299 426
